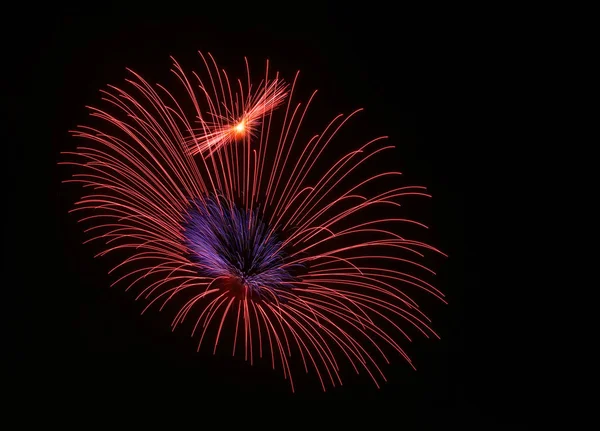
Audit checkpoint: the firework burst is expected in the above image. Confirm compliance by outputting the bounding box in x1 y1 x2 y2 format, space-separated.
61 51 446 391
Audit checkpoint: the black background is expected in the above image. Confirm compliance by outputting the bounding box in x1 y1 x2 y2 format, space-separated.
6 4 536 427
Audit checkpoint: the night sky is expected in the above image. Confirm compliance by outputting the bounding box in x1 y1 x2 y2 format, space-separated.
7 5 535 427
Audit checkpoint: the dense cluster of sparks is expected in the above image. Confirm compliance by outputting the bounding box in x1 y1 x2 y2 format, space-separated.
62 51 446 391
183 194 301 300
186 76 288 157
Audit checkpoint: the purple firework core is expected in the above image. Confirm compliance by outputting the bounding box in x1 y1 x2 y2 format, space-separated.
183 196 298 300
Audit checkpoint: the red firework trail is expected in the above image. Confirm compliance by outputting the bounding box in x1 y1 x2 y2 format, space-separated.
61 51 447 392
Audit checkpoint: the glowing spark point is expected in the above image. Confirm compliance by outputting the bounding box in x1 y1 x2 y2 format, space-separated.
234 120 245 135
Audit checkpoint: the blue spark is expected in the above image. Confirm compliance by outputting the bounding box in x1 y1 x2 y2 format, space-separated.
183 196 298 299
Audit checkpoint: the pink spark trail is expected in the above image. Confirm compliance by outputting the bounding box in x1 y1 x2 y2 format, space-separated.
61 51 447 392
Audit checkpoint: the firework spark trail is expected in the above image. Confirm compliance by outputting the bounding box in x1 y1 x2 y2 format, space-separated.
61 51 446 392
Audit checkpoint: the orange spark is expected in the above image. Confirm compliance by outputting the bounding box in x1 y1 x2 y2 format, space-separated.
188 78 289 156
